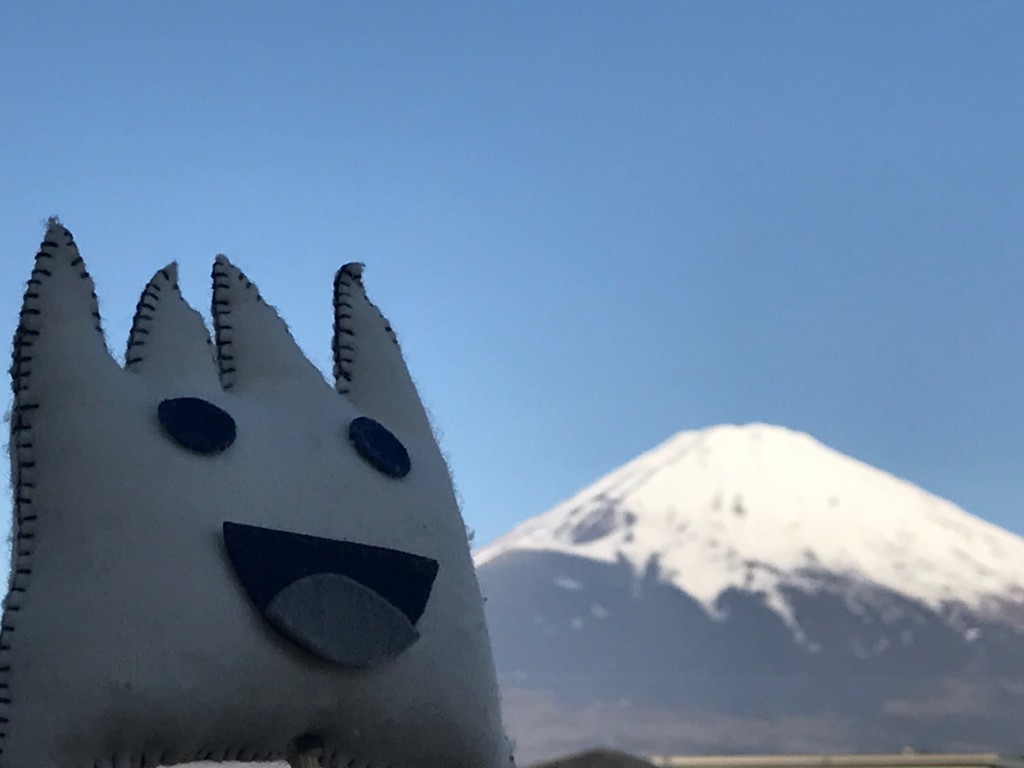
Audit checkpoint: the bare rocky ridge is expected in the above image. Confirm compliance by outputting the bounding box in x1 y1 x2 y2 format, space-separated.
475 425 1024 764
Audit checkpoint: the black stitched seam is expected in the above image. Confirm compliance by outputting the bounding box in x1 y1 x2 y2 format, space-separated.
2 275 46 749
332 270 357 389
125 276 166 370
212 263 235 389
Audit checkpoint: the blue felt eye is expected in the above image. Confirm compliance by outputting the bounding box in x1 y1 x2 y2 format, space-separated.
158 397 236 455
349 417 410 478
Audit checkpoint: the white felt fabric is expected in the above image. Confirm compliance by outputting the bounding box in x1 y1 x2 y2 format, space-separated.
0 221 513 768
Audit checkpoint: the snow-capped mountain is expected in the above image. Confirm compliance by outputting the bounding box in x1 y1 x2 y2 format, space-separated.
475 424 1024 762
476 423 1024 643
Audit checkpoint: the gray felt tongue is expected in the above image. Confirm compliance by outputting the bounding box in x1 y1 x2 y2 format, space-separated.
265 573 420 667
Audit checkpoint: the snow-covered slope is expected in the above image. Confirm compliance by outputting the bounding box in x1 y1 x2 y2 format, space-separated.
475 423 1024 636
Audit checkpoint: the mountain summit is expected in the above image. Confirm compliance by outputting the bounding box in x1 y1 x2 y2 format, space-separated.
477 423 1024 642
476 424 1024 761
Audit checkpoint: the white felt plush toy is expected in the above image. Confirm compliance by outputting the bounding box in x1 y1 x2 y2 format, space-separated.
0 219 514 768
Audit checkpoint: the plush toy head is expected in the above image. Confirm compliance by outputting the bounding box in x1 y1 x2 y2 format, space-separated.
1 220 513 768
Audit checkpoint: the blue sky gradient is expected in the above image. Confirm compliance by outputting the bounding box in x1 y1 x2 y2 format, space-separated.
2 2 1023 545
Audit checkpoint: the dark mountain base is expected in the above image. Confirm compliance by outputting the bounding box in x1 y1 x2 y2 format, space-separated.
480 551 1024 764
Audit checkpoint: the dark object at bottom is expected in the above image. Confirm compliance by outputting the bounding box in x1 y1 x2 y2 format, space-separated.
532 749 655 768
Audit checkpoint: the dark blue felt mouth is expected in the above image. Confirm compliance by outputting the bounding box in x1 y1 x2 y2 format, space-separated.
222 522 439 667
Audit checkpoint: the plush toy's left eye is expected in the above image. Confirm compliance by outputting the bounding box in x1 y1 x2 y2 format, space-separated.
349 417 411 478
158 397 237 455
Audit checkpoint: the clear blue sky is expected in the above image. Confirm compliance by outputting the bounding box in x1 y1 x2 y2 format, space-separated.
2 2 1023 546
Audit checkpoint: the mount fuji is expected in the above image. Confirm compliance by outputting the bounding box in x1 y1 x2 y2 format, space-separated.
475 424 1024 763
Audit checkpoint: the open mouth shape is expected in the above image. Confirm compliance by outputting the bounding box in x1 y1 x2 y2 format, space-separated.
223 522 439 668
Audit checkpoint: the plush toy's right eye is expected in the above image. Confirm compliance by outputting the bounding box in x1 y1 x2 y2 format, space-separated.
349 416 411 478
158 397 237 455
